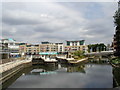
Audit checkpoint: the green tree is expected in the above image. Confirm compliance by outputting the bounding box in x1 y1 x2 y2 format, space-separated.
113 0 120 58
88 43 106 52
72 50 85 59
113 2 120 27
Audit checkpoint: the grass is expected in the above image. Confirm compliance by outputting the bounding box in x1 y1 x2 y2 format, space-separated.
111 57 120 65
74 56 86 60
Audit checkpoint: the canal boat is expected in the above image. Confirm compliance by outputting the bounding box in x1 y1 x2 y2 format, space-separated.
68 58 88 65
31 69 45 73
32 58 45 65
56 57 75 64
40 57 58 65
40 71 57 75
31 69 44 72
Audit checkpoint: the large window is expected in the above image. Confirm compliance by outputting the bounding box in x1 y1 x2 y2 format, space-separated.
79 40 84 45
67 41 70 46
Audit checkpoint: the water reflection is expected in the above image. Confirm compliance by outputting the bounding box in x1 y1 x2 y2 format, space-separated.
113 67 120 88
2 62 120 89
27 64 86 75
67 65 85 73
2 66 33 89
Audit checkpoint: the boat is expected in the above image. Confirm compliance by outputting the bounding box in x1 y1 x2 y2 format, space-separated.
31 69 44 73
66 58 74 61
40 71 57 75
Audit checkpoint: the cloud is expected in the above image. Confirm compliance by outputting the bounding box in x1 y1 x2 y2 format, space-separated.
1 2 118 44
2 10 52 25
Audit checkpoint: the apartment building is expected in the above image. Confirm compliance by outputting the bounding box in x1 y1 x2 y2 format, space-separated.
0 40 10 59
19 43 40 55
19 43 27 56
65 40 88 53
55 43 64 52
19 40 87 56
19 42 58 56
39 42 64 53
26 45 39 55
1 38 20 58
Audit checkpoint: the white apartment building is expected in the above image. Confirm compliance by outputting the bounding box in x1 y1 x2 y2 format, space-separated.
55 43 64 52
65 40 88 53
1 38 20 57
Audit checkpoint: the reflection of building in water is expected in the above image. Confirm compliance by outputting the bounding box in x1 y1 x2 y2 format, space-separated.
67 65 85 73
58 64 61 69
113 67 120 88
86 64 93 68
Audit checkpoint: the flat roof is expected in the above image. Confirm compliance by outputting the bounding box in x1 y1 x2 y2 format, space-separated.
66 40 85 42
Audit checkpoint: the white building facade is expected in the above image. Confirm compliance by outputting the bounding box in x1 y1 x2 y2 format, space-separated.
1 39 20 58
65 40 88 53
55 43 64 52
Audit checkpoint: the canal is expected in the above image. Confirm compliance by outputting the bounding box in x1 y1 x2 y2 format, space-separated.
2 61 120 89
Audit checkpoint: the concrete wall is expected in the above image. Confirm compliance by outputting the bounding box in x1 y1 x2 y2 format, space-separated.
0 60 32 84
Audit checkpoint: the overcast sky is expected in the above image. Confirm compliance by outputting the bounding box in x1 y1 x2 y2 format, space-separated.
1 1 118 44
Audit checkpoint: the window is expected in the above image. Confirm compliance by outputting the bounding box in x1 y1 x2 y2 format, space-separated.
72 42 74 46
75 43 77 46
9 43 13 45
67 41 70 46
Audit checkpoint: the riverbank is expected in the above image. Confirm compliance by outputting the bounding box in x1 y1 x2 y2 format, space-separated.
110 62 120 68
1 57 26 64
68 58 88 64
0 59 32 85
110 57 120 68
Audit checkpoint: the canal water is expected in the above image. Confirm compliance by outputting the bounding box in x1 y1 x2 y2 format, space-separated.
2 61 120 89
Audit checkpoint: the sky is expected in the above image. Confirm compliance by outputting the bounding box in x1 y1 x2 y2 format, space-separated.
1 0 118 45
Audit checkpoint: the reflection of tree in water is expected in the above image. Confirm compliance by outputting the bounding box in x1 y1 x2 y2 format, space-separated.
67 64 85 73
113 67 120 88
32 64 86 73
88 59 109 64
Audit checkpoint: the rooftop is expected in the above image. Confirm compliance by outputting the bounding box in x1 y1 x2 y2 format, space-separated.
66 40 85 42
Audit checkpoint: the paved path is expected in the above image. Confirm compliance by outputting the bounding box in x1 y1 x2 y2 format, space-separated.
68 58 88 64
0 59 32 73
85 51 113 56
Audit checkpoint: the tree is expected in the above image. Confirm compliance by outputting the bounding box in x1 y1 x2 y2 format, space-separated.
113 1 120 27
72 50 85 59
88 43 106 53
113 0 120 58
